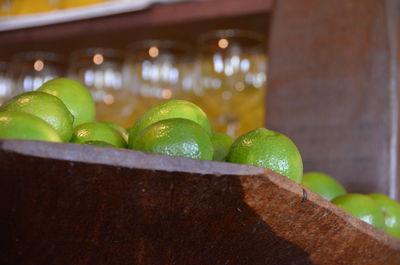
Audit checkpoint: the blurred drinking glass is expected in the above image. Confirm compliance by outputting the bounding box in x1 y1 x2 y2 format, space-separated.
197 29 267 137
0 61 14 106
68 48 136 127
8 51 65 94
126 40 195 113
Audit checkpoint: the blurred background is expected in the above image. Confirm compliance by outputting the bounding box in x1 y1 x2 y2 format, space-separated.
0 0 268 137
2 0 397 198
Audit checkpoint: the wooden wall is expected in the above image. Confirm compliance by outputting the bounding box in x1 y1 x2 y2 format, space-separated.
267 0 400 199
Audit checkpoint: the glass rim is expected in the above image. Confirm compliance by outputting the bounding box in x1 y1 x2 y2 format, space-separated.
69 48 126 61
197 29 265 45
10 51 65 63
127 39 192 55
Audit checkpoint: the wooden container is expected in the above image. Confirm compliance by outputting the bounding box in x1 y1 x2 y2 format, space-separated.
1 0 399 198
1 139 399 265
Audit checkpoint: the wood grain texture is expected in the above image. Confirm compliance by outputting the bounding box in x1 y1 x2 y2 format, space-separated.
267 0 399 198
0 0 271 58
0 139 399 265
384 0 399 204
388 0 400 203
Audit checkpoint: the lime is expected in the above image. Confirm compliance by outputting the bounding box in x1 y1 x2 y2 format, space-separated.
227 128 303 183
38 78 95 127
0 111 61 142
302 172 346 201
332 193 386 230
134 118 213 160
369 193 400 239
210 132 234 161
128 100 211 148
101 121 128 143
1 91 73 142
71 122 126 148
83 140 116 147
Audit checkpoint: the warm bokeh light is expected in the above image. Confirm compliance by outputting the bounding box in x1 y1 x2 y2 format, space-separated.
93 53 104 65
33 60 44 72
148 46 159 58
234 81 245 91
162 89 172 99
103 94 114 105
218 38 229 49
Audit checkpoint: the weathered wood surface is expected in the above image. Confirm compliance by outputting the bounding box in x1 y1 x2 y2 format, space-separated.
267 0 400 199
0 140 399 265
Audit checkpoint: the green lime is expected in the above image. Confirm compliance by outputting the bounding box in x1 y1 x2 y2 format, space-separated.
227 128 303 183
134 118 213 160
71 122 127 148
83 140 116 147
129 100 211 148
332 193 386 230
369 193 400 239
0 111 61 142
302 172 346 201
210 132 234 161
38 78 95 127
101 121 128 143
1 91 73 142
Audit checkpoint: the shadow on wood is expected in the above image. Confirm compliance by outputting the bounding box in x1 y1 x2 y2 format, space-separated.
0 140 399 265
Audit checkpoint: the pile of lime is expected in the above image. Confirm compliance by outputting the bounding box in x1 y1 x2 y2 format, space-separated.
302 171 400 239
0 78 304 184
0 77 399 240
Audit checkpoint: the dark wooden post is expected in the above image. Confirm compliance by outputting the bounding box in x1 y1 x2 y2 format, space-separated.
267 0 400 199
